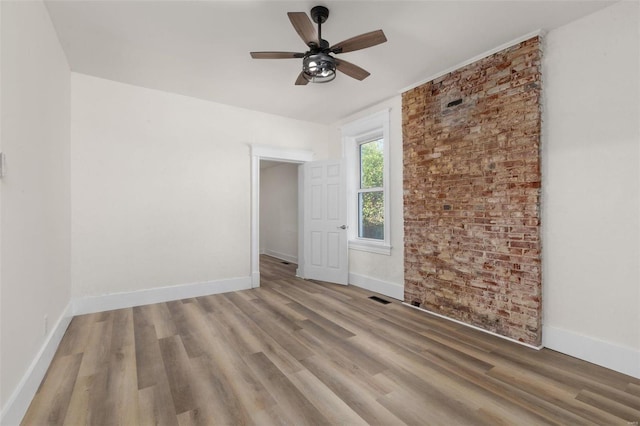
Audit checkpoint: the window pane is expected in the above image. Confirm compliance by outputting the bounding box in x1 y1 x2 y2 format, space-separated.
360 139 383 189
358 191 384 240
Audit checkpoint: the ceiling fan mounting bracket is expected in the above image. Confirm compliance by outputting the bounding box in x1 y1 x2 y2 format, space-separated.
310 6 329 24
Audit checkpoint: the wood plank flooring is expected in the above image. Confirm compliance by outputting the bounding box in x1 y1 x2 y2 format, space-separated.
23 255 640 425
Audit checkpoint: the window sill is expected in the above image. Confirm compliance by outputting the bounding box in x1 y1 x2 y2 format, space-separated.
348 239 392 255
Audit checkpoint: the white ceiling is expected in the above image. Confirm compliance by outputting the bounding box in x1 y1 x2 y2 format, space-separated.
44 0 615 124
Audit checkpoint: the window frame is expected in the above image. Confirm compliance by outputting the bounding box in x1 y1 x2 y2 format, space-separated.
341 109 391 255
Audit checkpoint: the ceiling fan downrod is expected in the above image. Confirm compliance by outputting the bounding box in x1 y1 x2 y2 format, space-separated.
310 6 329 49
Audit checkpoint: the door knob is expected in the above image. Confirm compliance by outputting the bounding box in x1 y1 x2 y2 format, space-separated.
338 225 347 230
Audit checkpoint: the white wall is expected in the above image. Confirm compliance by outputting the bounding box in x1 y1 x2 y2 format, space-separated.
71 73 329 300
542 1 640 378
259 171 266 254
260 163 299 263
0 0 71 419
329 96 405 299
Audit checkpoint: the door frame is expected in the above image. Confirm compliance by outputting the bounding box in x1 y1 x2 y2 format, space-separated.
250 144 314 288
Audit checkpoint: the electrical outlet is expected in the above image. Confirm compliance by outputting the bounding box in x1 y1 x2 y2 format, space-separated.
44 315 48 337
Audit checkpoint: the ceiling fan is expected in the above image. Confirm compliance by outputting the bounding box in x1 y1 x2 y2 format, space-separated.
250 5 387 85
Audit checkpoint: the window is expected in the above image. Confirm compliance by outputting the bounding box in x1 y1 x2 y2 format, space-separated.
358 139 384 240
342 109 391 255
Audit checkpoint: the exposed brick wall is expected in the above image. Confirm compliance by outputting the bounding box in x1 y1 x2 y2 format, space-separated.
402 37 542 346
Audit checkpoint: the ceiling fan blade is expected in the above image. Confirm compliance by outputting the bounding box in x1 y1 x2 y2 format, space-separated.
331 30 387 54
288 12 318 46
295 72 309 85
335 59 371 81
250 51 305 59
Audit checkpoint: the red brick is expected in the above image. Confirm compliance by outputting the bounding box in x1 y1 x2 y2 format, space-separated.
402 37 542 346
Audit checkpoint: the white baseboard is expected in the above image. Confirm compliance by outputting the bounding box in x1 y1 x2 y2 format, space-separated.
72 276 252 315
263 249 298 264
251 271 260 289
543 325 640 379
1 303 73 426
348 272 404 300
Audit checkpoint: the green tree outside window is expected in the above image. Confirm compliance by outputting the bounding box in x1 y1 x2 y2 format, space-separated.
359 140 384 239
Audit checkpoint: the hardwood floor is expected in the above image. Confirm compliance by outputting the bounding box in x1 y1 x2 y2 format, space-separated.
23 255 640 425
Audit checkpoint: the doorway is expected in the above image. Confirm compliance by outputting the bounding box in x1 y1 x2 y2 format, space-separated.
250 145 314 288
259 160 299 264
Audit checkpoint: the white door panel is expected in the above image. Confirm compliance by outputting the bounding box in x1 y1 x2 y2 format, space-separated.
301 159 348 285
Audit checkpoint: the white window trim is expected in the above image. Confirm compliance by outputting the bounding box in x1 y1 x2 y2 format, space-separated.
341 109 391 255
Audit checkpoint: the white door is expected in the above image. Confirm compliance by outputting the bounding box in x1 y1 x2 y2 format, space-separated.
300 159 348 285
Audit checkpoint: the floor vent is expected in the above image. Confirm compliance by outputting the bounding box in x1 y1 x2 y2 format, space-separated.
281 261 290 265
369 296 391 305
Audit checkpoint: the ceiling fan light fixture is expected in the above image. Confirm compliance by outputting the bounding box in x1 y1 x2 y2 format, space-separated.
302 53 336 83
